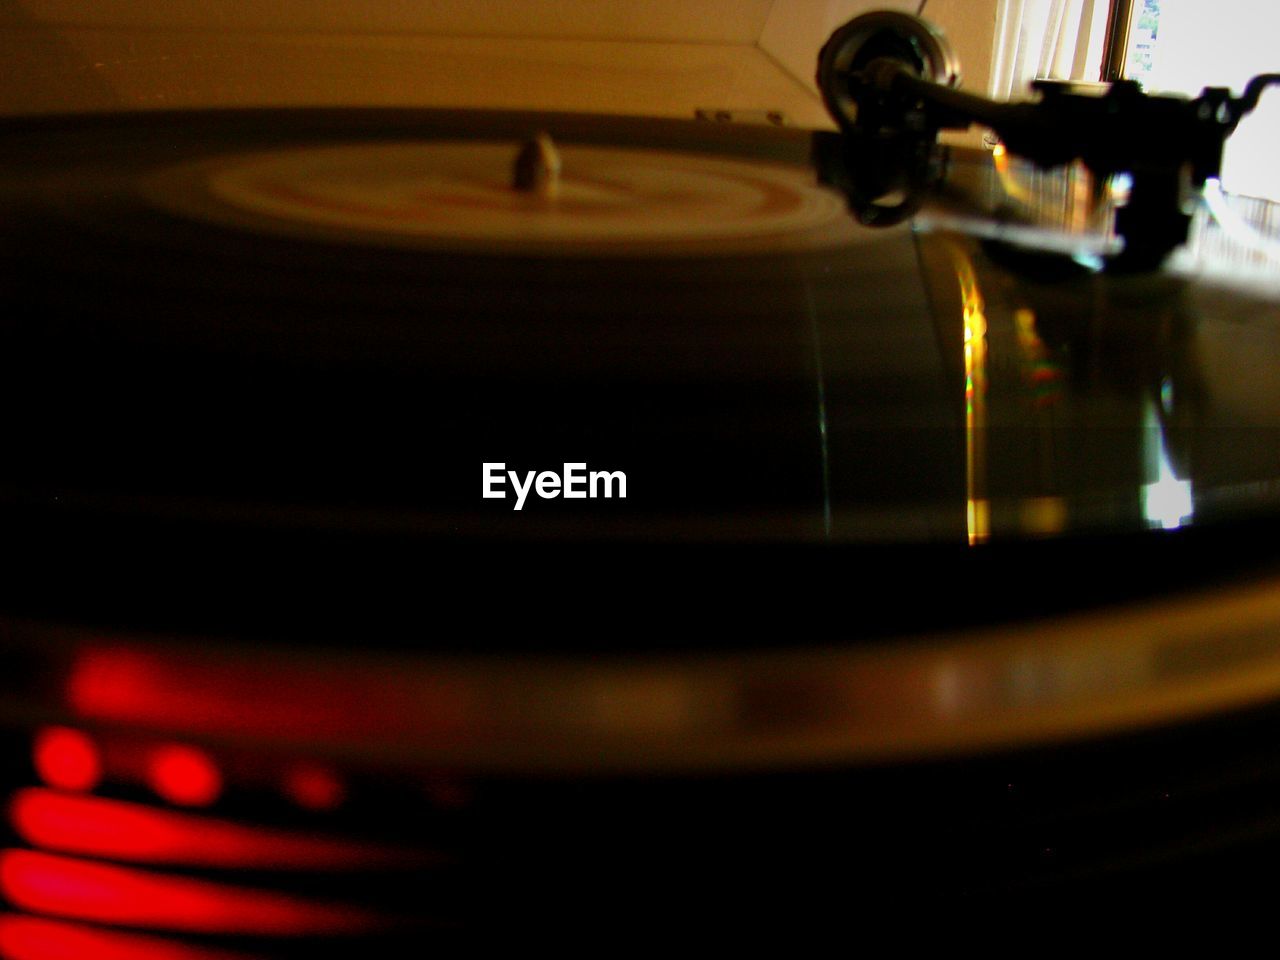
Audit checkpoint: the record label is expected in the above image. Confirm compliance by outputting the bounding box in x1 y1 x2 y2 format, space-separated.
160 140 859 254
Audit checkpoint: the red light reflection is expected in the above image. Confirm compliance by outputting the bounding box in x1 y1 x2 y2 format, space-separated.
0 850 385 935
9 788 431 870
31 730 101 794
0 913 256 960
66 648 471 743
283 764 345 812
146 746 222 808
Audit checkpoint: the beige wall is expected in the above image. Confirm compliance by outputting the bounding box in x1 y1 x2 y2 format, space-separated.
0 0 1000 128
1 1 777 42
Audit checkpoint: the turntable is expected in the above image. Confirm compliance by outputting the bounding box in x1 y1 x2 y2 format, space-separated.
1 3 1280 947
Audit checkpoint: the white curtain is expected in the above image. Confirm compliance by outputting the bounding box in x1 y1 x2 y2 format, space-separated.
989 0 1113 100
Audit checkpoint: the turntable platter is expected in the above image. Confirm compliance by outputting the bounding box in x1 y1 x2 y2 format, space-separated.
3 108 1280 926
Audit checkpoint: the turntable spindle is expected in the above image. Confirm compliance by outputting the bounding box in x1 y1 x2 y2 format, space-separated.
512 132 561 197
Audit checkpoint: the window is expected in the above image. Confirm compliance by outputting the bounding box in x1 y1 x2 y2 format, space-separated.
989 0 1112 101
1121 0 1279 202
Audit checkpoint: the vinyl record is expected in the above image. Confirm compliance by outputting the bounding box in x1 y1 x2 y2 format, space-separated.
0 103 1277 744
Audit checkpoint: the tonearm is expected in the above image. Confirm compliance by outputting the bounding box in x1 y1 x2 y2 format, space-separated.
815 10 1280 270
